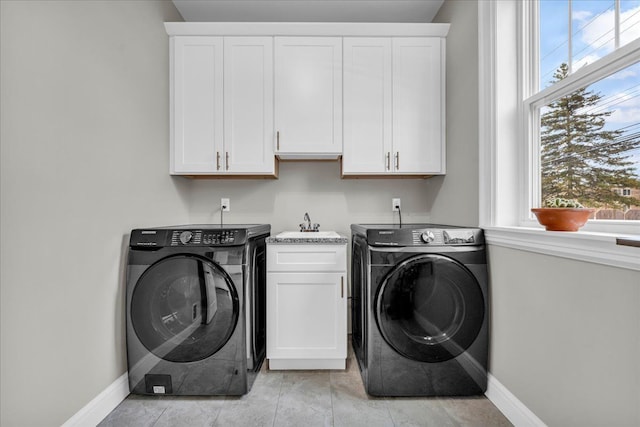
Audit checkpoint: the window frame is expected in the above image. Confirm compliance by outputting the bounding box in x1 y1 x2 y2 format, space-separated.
523 1 640 234
478 0 640 272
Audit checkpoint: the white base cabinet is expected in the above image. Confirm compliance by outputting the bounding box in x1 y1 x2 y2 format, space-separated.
267 244 347 369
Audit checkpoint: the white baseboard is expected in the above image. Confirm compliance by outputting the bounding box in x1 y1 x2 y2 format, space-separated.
62 373 129 427
485 373 547 427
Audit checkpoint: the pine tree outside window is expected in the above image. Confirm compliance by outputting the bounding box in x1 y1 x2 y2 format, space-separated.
526 0 640 225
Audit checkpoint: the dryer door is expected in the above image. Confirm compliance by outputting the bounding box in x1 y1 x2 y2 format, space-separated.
131 254 239 363
375 254 484 363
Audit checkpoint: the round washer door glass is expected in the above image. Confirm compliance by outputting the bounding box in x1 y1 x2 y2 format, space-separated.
131 255 239 363
375 254 484 363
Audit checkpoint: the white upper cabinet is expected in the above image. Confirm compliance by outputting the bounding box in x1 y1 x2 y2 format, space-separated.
342 37 445 176
274 37 342 159
165 24 449 177
171 36 223 174
224 37 275 174
392 37 444 175
343 38 393 174
170 36 275 176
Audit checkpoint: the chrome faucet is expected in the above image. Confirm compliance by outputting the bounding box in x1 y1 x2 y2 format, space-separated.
300 212 320 232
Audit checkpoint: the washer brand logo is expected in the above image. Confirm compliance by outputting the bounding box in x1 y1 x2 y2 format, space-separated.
378 231 395 235
137 242 157 246
141 231 157 235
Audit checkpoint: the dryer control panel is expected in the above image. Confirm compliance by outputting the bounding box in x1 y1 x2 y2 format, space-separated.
130 228 251 248
170 229 241 246
351 224 484 247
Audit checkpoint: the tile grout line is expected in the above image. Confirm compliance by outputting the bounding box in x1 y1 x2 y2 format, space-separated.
271 369 286 427
208 396 227 427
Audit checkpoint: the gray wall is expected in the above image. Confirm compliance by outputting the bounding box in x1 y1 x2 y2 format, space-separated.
433 1 640 426
0 1 436 424
430 0 480 227
186 161 432 232
489 246 640 426
0 1 186 425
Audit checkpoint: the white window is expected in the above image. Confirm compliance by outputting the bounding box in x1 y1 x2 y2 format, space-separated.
479 0 640 271
526 0 640 225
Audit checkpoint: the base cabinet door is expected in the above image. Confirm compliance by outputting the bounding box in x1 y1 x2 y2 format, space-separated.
267 272 347 368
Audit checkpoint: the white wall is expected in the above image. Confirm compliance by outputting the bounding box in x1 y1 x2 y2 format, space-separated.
0 1 186 425
431 1 640 426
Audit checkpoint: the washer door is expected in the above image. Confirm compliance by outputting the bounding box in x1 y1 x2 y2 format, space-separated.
131 254 239 363
375 254 484 363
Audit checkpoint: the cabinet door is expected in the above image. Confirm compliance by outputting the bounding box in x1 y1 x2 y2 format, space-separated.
343 38 392 174
267 272 346 360
171 37 223 174
224 37 275 174
274 37 342 156
392 37 444 174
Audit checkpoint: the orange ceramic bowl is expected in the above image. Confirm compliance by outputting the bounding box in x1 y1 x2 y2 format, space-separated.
531 208 595 232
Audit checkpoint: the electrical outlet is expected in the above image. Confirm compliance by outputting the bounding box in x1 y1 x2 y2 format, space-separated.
392 198 401 212
221 198 230 212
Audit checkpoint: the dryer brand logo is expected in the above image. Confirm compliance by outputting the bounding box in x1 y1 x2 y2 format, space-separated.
378 231 395 235
141 231 157 235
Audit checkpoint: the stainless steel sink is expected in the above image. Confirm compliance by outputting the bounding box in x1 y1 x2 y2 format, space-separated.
276 231 341 239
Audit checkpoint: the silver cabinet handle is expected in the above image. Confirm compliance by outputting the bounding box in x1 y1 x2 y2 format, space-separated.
341 276 344 298
216 152 221 171
277 131 280 150
395 152 399 170
225 152 229 170
386 152 390 171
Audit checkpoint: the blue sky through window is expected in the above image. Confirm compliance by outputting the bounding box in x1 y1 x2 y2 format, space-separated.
539 0 640 178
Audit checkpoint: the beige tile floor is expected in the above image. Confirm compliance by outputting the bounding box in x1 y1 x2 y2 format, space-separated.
99 348 512 427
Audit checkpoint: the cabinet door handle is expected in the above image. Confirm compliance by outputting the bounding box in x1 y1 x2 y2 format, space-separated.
386 152 390 171
395 152 399 170
225 152 229 170
216 152 221 171
341 276 344 298
277 131 280 150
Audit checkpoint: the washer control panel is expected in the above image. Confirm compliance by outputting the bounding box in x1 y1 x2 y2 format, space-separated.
170 229 240 246
130 228 247 248
357 225 483 247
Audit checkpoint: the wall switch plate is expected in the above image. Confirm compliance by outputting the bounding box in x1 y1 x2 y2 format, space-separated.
221 198 230 212
392 198 401 212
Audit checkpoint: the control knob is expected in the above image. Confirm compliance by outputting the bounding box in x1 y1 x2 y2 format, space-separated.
420 231 436 244
179 231 193 245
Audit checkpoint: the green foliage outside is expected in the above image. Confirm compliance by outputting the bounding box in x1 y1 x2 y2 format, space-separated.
540 63 640 209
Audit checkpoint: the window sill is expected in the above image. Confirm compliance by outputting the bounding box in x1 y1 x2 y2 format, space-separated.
483 226 640 272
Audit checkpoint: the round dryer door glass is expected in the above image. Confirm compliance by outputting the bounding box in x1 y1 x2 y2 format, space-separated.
375 254 485 363
131 255 239 363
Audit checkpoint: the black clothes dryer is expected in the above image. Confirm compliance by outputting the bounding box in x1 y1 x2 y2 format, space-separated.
126 224 269 396
351 224 488 397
